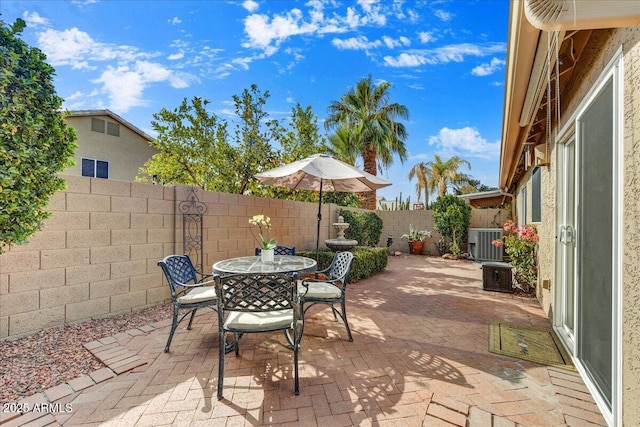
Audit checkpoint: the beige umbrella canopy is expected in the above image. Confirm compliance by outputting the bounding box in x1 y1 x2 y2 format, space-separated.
254 154 392 259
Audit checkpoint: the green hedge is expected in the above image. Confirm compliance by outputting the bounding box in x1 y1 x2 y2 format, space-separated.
298 247 388 282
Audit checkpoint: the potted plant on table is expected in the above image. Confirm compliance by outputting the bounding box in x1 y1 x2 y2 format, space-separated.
401 225 431 255
249 214 277 262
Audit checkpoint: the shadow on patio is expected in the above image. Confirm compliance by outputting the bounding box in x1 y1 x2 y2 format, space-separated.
5 256 606 426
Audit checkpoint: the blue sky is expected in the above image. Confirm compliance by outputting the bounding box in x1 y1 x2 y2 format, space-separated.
2 0 509 202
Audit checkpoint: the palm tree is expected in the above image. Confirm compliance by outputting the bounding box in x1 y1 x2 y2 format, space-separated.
408 162 433 208
325 76 409 210
426 154 471 196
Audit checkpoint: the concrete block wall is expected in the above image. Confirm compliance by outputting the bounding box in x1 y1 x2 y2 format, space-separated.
0 176 507 340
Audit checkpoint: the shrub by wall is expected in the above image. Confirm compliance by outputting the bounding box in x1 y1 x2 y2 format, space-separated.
298 246 388 283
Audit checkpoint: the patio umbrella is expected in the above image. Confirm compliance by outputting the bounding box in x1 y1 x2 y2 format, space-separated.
254 154 392 260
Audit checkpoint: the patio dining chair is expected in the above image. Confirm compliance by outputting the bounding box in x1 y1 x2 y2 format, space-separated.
157 255 218 353
255 245 296 256
299 251 355 342
214 272 303 400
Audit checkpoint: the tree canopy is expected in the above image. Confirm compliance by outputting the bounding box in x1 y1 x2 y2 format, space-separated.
0 18 77 254
325 75 408 209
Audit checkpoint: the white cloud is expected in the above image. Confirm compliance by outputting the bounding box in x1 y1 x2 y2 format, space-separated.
434 9 453 22
242 0 260 12
428 127 500 159
332 36 382 50
242 9 318 56
383 42 506 68
92 61 198 112
471 57 505 76
167 51 184 60
169 17 182 25
382 35 410 49
22 11 49 27
418 31 436 44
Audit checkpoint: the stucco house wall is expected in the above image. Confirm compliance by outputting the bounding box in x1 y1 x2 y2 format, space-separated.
63 111 157 182
513 27 640 424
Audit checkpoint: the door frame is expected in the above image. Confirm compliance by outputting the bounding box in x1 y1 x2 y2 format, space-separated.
553 48 623 427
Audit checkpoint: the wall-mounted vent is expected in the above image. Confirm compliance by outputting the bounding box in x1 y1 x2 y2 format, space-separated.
91 118 105 133
468 228 503 261
107 122 120 137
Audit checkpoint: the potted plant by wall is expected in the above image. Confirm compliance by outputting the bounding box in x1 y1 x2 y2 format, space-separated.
401 225 431 255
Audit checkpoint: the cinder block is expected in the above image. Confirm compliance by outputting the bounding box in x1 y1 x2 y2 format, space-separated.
90 278 130 299
210 203 229 216
111 196 147 213
47 192 66 211
131 182 164 199
9 268 65 293
42 211 90 230
66 297 111 323
0 290 39 316
163 186 176 201
90 178 131 196
40 283 89 309
90 245 130 264
0 274 7 294
6 231 66 252
148 228 173 244
0 316 7 339
62 175 91 193
146 287 170 305
228 204 247 217
66 230 111 248
218 192 239 206
90 212 131 230
111 260 147 279
218 239 239 252
66 264 110 285
198 190 219 204
148 198 174 214
0 251 40 274
130 213 163 229
130 273 163 292
9 306 65 337
111 290 146 312
41 248 90 269
253 197 270 207
67 193 111 212
218 215 238 228
130 243 164 261
111 229 147 245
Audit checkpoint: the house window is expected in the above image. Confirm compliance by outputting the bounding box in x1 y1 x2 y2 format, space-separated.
519 186 527 225
91 118 105 133
107 122 120 137
81 158 109 179
531 167 541 222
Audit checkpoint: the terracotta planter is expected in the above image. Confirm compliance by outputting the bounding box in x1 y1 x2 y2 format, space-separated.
408 240 424 255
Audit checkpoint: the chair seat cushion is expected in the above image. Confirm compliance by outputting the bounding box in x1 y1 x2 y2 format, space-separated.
178 286 217 304
299 281 342 299
224 309 294 331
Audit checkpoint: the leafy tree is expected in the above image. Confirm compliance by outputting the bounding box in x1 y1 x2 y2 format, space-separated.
426 154 471 196
0 18 77 254
138 96 233 191
325 75 408 210
432 195 471 255
231 84 279 194
454 178 498 195
408 162 433 208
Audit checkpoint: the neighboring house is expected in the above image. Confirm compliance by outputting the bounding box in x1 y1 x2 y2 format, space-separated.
64 110 157 181
500 1 640 425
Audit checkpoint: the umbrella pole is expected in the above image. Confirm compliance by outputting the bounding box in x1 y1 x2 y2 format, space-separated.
315 180 323 262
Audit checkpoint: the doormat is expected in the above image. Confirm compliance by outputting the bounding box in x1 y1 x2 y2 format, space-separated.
488 320 575 371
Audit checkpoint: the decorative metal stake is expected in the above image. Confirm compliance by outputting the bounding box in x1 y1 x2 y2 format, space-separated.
178 187 208 271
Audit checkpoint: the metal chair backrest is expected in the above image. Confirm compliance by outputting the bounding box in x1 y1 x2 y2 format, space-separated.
327 251 355 284
158 255 198 296
255 245 296 256
216 273 298 313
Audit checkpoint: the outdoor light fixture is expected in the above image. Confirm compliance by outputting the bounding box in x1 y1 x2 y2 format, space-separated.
386 235 393 249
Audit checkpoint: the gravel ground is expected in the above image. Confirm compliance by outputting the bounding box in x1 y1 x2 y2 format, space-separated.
0 303 172 405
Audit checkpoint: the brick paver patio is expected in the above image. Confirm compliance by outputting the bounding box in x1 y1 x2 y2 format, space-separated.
2 256 606 426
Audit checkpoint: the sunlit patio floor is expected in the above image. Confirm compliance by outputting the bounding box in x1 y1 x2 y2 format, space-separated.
3 256 607 426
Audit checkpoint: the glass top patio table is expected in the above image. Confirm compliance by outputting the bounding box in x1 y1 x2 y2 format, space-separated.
212 255 317 275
